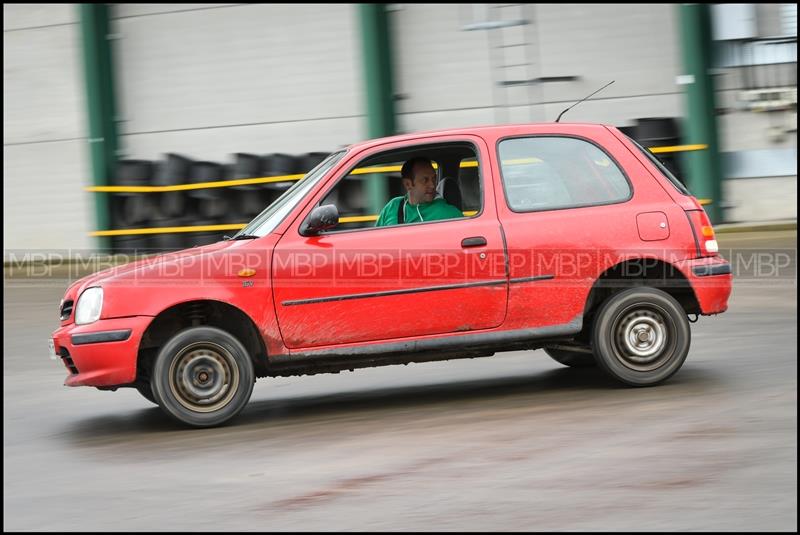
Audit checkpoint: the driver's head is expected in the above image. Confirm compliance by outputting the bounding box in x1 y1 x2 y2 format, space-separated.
401 157 437 205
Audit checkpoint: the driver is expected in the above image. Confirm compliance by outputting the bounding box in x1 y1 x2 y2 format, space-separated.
375 157 462 227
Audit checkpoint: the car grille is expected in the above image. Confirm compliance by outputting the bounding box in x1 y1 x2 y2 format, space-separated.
60 300 74 321
59 347 79 375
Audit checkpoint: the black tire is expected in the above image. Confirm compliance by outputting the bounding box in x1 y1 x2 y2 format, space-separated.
296 152 329 173
135 382 157 405
159 191 187 218
115 159 154 186
155 153 193 186
112 234 150 256
121 194 154 226
592 287 691 386
262 153 299 175
188 161 224 200
544 347 597 368
150 326 255 427
184 220 226 248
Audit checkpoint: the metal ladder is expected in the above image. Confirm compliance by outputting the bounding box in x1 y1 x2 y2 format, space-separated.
463 4 579 123
463 4 537 123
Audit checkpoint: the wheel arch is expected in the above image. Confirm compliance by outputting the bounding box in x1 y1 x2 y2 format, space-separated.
136 299 269 385
585 258 701 321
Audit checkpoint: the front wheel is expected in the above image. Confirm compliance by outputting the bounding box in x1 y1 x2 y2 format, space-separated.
150 326 255 427
592 287 691 386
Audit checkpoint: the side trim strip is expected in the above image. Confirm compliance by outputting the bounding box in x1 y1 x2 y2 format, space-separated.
692 263 732 277
282 274 557 307
510 275 555 284
71 329 132 345
281 279 507 307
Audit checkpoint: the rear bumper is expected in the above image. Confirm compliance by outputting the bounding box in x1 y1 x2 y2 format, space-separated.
676 257 733 315
691 263 732 277
51 316 153 387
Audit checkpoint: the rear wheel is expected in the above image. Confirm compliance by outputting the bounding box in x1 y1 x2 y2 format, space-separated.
150 326 255 427
592 287 690 386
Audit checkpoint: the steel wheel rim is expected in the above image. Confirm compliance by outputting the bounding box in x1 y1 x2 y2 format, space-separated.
611 303 675 372
168 342 239 413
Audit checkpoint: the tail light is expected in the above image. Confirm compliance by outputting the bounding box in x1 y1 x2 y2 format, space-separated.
686 209 718 257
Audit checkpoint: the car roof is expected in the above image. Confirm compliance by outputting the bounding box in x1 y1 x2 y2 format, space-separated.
343 123 617 152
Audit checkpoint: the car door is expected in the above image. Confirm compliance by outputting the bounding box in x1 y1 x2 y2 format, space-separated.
271 136 508 349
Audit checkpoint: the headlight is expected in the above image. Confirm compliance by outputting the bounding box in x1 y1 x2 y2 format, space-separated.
75 287 103 325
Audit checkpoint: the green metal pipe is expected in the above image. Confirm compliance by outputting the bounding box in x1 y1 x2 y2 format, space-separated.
359 4 396 214
79 4 119 250
678 4 724 223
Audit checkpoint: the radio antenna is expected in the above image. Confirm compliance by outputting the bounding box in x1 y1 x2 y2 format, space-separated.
555 80 615 122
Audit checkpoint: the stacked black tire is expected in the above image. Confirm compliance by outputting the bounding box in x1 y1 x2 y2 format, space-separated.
110 159 156 254
110 152 330 254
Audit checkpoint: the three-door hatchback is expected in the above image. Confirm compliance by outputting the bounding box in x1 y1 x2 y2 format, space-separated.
52 124 732 427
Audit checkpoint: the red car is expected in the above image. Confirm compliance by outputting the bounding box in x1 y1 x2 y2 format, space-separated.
52 123 732 427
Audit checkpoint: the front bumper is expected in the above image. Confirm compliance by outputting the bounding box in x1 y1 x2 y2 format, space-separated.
51 316 153 387
676 256 733 315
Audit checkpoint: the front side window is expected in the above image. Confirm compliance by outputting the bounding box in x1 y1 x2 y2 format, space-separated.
315 142 482 232
498 137 631 212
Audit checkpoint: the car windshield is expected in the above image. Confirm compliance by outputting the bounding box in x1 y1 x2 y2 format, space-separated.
234 150 347 238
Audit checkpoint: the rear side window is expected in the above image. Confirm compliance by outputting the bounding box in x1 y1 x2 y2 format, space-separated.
498 136 631 212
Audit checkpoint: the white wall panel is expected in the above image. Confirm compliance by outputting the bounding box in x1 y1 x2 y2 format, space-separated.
3 25 86 144
3 4 76 31
535 4 682 104
3 8 92 253
724 176 797 222
120 117 362 162
4 141 94 252
113 4 237 18
393 4 494 114
115 4 362 137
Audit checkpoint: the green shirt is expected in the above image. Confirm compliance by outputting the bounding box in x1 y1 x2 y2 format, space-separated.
375 196 463 227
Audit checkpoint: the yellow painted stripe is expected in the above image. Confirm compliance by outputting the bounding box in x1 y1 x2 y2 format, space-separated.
90 224 246 237
338 210 478 225
649 144 708 154
86 174 306 193
698 198 712 205
339 215 379 223
349 165 403 175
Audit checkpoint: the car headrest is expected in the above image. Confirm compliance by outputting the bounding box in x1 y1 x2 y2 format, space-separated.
436 176 463 211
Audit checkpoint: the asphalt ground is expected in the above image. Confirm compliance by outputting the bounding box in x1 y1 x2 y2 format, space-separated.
3 231 796 531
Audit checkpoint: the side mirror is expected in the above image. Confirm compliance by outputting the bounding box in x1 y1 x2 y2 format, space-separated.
300 204 339 236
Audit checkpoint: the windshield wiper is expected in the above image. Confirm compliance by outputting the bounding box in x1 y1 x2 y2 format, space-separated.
224 234 259 241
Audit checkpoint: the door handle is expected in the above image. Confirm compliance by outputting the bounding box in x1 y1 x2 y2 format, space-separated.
461 236 487 248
